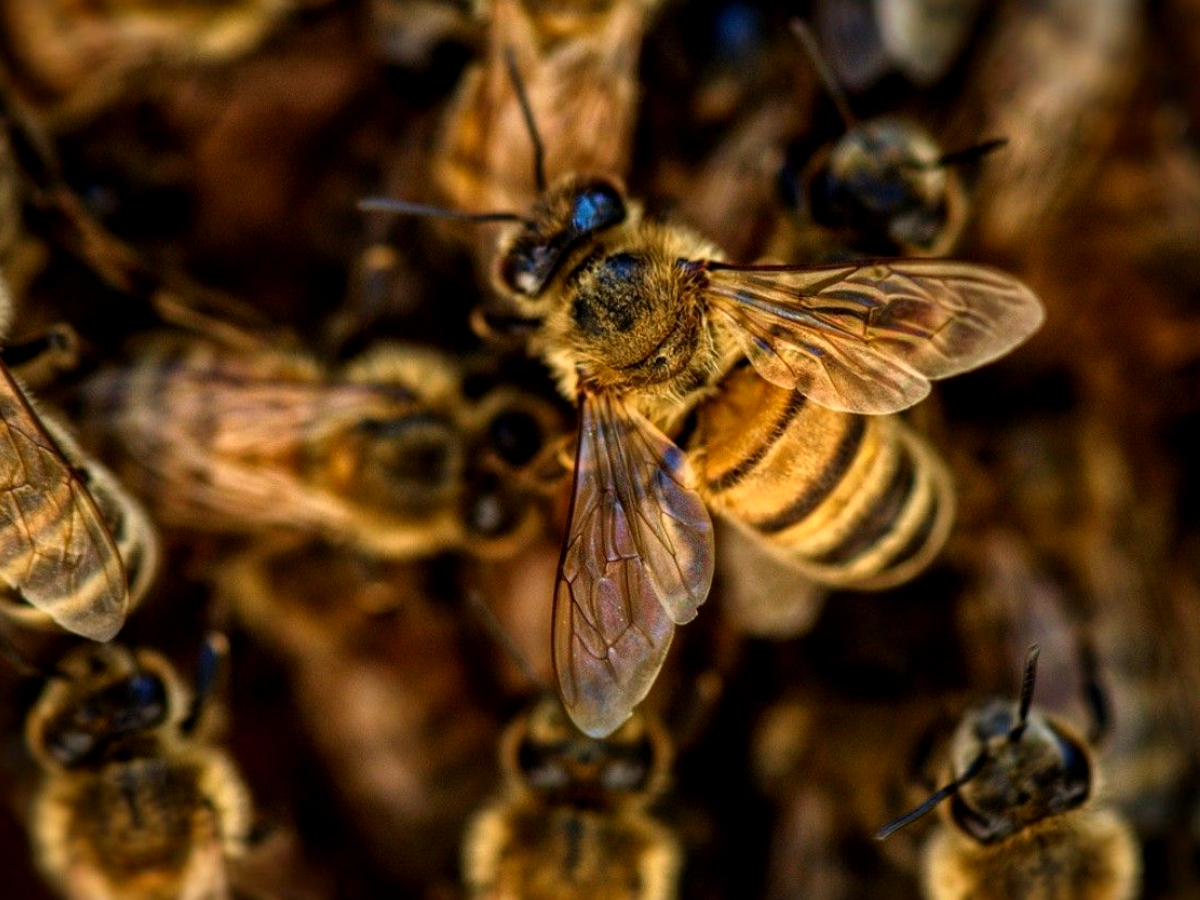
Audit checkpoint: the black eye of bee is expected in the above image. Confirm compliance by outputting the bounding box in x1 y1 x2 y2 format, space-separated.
570 184 625 233
43 673 168 766
500 181 627 297
517 738 570 789
489 409 543 466
112 673 168 732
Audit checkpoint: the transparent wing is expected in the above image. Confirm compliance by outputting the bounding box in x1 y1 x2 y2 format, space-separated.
553 392 713 738
701 259 1044 414
0 365 127 640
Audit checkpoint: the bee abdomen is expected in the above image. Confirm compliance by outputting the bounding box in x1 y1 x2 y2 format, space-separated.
692 367 953 590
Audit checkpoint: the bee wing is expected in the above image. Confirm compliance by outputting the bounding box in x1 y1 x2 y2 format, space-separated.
553 392 713 738
702 259 1044 414
0 365 127 641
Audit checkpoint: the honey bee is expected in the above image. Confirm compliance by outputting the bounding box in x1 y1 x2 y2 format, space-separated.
432 0 654 266
368 54 1043 733
0 281 153 643
774 22 1003 260
25 637 253 900
878 647 1141 900
0 411 160 639
777 116 984 259
77 335 563 561
463 694 679 900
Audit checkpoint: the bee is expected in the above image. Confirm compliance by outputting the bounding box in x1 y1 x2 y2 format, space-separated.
0 279 154 643
774 22 1004 261
0 411 160 640
76 335 563 561
432 0 653 266
877 646 1140 900
366 54 1043 734
25 637 253 900
463 694 679 900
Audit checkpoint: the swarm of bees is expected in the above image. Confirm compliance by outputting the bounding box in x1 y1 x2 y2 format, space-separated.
0 1 1197 898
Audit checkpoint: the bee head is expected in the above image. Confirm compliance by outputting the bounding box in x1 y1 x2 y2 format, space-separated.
26 645 186 769
504 695 669 808
810 117 951 252
948 700 1092 844
495 175 628 299
876 646 1093 844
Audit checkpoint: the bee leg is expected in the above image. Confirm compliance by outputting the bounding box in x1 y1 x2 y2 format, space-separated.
0 324 79 387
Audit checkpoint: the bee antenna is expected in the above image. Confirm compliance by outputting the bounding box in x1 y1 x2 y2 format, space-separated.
502 47 547 193
875 750 987 840
1009 644 1040 742
181 632 229 735
934 137 1009 169
1078 637 1111 745
466 590 543 691
789 19 858 131
357 197 524 223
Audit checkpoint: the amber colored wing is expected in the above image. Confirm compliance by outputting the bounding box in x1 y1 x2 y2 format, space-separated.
699 259 1044 414
553 393 714 738
0 364 127 641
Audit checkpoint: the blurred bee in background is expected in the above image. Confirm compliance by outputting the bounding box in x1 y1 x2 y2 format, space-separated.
366 57 1043 736
680 19 1002 266
463 694 680 900
25 636 253 900
0 0 335 129
75 335 565 562
878 646 1140 900
770 22 1006 261
0 278 158 643
947 406 1199 844
432 0 655 271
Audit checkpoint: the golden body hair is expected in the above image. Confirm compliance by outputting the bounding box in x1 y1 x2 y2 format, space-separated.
26 643 251 900
77 335 558 561
463 697 680 900
923 806 1139 900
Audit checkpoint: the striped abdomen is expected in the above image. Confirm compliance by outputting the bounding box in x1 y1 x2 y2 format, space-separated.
689 365 954 590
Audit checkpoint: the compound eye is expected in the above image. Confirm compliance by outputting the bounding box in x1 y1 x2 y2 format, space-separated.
489 409 543 467
127 673 163 706
570 184 625 234
117 674 168 730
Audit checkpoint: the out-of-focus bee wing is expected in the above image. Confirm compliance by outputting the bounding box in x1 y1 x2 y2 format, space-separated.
0 365 127 641
553 392 713 738
700 259 1044 414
